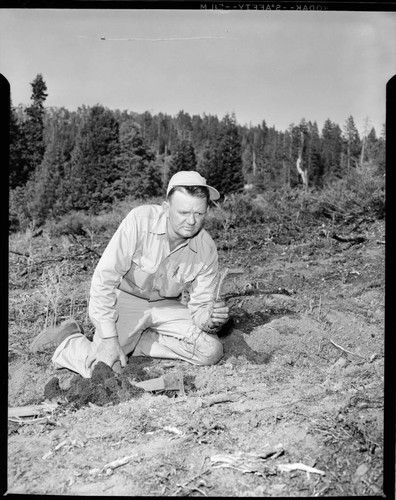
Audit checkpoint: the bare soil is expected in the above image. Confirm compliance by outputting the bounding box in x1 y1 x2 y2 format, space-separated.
7 215 385 496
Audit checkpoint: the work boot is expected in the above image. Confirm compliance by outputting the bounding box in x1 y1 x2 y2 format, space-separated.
30 318 82 353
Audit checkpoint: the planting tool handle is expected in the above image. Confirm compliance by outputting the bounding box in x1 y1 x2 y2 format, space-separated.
112 360 123 374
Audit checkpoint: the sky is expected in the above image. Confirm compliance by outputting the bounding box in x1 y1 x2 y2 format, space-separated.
1 8 395 136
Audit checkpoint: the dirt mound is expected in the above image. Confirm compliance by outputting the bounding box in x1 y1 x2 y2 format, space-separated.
221 327 273 364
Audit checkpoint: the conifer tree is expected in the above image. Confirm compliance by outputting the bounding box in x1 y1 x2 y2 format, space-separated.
198 141 217 184
66 105 119 211
306 121 323 187
253 121 268 187
191 114 205 152
282 128 294 188
377 124 385 174
167 139 197 182
283 124 300 188
175 110 193 140
363 127 378 166
116 120 162 199
24 141 63 224
157 112 172 155
138 162 163 198
321 119 343 181
205 114 244 195
9 104 27 189
342 115 361 174
22 74 48 181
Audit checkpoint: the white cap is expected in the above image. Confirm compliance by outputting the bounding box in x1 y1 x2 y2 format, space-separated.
166 171 220 201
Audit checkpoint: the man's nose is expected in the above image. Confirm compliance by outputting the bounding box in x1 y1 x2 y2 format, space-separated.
186 213 196 225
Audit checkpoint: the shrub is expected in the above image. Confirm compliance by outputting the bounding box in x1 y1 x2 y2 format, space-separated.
44 195 164 239
9 186 31 232
206 193 269 231
205 168 384 236
45 211 90 237
307 168 385 221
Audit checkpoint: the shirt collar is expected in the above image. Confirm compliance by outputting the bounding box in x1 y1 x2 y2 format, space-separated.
150 210 167 235
150 209 198 253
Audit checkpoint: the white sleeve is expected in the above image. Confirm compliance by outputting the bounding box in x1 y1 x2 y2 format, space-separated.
88 214 137 338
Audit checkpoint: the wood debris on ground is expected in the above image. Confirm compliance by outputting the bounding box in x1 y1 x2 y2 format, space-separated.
277 463 326 475
88 454 139 476
8 401 59 424
211 447 325 476
211 444 284 475
191 393 241 414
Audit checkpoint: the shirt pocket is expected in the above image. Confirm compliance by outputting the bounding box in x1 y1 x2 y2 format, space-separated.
159 261 197 299
124 258 155 292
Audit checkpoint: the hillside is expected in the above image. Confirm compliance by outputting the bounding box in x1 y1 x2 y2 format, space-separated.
7 183 386 496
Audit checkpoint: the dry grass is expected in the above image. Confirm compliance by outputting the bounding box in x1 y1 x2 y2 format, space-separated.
37 261 87 329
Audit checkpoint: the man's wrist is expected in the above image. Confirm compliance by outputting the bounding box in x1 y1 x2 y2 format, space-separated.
98 320 118 339
202 322 218 334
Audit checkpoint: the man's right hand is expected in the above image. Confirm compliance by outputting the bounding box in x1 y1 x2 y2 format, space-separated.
89 337 127 372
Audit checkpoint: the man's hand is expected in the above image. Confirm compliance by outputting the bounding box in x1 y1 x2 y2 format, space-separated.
207 300 229 329
88 337 127 372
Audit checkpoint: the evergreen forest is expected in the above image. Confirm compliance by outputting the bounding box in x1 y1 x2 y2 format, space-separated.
9 74 386 231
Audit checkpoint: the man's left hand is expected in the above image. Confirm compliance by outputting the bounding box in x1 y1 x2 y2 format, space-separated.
208 300 229 329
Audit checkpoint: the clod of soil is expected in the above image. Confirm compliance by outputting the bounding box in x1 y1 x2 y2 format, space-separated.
221 328 272 364
43 357 196 408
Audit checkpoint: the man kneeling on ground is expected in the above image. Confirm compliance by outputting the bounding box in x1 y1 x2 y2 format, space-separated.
31 171 229 378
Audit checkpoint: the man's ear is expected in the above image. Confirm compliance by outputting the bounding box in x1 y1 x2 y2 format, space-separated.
162 200 169 216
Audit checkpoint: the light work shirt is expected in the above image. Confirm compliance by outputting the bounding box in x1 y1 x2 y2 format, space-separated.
89 204 219 339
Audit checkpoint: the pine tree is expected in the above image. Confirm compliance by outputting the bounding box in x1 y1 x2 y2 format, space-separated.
175 110 193 141
116 120 162 199
363 127 377 166
282 128 294 188
22 74 48 181
138 162 163 198
66 105 119 211
198 141 217 184
377 124 385 174
34 107 83 218
321 119 343 181
9 104 27 189
253 121 268 188
342 115 361 174
201 114 220 145
140 111 153 141
191 114 205 152
284 124 301 188
44 106 79 164
241 139 254 183
306 121 323 188
205 114 244 195
167 139 197 182
24 141 63 224
157 112 172 155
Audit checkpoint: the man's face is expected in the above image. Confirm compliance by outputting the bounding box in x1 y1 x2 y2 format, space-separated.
163 190 208 242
